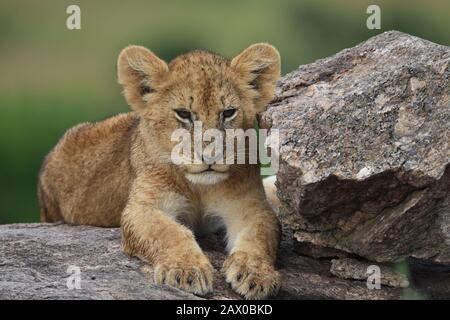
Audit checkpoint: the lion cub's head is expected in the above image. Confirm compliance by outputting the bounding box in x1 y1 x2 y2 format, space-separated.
117 43 280 185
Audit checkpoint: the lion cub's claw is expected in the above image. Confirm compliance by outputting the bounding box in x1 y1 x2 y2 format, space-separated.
222 251 280 300
154 255 214 296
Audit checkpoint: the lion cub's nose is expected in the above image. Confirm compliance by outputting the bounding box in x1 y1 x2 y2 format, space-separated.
199 149 224 165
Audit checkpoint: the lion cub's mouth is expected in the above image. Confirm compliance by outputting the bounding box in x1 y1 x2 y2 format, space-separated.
185 165 229 185
201 165 228 173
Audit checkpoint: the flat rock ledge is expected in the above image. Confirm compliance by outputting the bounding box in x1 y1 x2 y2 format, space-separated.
1 223 449 299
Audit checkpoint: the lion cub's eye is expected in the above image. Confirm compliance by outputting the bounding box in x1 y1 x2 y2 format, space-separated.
222 108 237 119
174 109 192 122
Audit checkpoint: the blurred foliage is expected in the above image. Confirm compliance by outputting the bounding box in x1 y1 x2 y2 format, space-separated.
393 260 428 299
0 0 449 223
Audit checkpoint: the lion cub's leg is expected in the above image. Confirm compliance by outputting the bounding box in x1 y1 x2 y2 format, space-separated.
121 181 214 296
218 191 281 299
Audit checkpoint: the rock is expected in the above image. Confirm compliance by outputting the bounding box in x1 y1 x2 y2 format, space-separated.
0 223 196 300
294 241 353 259
330 258 409 288
1 223 450 299
262 31 450 264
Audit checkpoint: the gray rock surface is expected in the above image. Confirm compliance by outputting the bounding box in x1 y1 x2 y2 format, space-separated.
263 31 450 264
1 223 449 299
330 258 409 288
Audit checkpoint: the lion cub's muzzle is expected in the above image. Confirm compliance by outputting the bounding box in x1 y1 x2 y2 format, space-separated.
185 160 230 185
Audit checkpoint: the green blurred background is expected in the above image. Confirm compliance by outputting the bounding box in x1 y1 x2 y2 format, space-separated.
0 0 449 224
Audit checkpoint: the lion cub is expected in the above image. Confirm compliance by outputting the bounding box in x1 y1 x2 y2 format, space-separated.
38 43 281 299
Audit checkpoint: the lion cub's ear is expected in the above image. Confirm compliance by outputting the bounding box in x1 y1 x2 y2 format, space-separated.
117 46 168 111
231 43 281 112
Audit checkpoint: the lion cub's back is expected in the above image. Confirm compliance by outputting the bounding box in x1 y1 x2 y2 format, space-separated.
38 112 139 226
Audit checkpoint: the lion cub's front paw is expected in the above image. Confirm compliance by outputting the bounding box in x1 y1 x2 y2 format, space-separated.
154 253 214 296
222 251 280 300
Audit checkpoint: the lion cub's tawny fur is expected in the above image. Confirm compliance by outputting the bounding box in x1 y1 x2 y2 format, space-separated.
38 43 281 299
